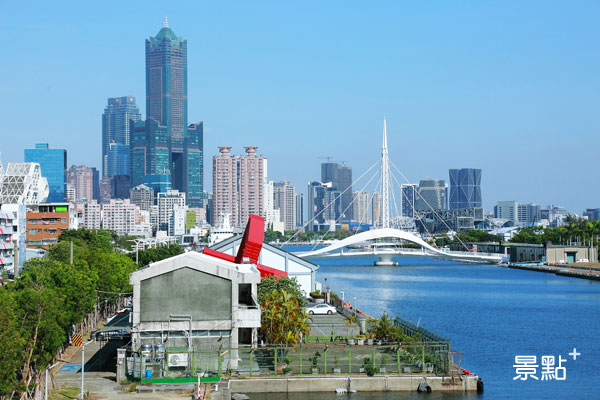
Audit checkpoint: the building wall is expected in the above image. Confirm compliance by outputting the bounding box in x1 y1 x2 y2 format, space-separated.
26 206 70 248
140 267 232 322
546 247 597 264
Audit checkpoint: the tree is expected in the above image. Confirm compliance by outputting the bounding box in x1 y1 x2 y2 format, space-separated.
259 289 311 346
258 276 306 307
0 289 25 398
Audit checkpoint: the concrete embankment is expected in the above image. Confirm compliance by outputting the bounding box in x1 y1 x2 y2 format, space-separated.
227 374 481 394
503 263 600 281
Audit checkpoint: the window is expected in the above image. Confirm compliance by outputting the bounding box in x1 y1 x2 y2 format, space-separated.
29 229 37 235
61 218 67 223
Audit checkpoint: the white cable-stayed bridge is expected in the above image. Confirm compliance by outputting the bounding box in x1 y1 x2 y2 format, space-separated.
289 119 503 265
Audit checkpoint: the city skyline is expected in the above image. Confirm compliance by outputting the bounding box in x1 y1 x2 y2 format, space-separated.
3 2 599 213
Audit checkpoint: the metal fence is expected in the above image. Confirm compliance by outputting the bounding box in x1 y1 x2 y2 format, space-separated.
126 342 451 382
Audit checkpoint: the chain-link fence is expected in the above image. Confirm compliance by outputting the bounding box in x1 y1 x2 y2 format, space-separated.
126 342 452 382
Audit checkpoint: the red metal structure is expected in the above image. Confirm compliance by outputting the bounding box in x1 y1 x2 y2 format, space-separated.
202 214 287 279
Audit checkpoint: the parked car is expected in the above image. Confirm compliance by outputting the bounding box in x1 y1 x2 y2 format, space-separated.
306 304 337 315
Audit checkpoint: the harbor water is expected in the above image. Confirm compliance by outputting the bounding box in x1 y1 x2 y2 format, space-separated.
254 249 600 400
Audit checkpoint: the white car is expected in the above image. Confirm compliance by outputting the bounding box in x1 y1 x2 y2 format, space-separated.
306 304 337 315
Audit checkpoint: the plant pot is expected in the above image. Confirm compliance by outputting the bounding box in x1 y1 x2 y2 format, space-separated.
376 340 383 346
332 368 341 374
426 363 434 373
402 366 411 373
366 339 374 345
380 367 386 373
311 368 319 374
357 339 365 345
359 367 365 373
347 339 355 345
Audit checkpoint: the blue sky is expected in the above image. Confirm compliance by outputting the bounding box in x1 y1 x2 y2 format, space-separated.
2 1 599 213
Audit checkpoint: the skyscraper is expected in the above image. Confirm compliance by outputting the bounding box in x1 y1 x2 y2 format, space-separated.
415 179 447 211
401 183 418 217
449 168 482 210
67 165 94 202
273 181 296 231
321 162 353 219
24 143 67 202
213 147 239 226
107 142 131 177
212 146 266 227
352 191 370 224
101 97 141 177
238 147 265 226
142 19 203 201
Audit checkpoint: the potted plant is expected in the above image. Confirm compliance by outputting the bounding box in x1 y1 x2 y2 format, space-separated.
354 334 365 346
344 315 357 345
310 291 325 304
310 351 321 374
380 355 388 374
362 357 378 376
332 356 341 374
366 332 375 346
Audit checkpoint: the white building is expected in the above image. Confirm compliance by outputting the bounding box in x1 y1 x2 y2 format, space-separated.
102 199 136 236
83 200 102 229
157 190 186 232
169 204 188 236
129 252 261 369
352 191 371 224
0 211 15 274
273 181 296 231
0 162 49 205
210 236 318 296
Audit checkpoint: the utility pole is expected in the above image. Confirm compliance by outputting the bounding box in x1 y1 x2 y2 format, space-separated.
81 340 93 399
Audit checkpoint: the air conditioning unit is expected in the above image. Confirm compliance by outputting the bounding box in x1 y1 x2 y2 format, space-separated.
167 353 189 368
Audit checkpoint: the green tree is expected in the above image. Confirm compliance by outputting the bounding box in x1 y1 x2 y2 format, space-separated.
258 276 306 307
0 289 25 397
259 289 311 346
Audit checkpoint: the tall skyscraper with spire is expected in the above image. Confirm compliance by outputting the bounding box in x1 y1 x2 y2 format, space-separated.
132 18 204 206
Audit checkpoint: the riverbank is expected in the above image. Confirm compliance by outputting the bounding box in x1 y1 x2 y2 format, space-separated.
502 263 600 280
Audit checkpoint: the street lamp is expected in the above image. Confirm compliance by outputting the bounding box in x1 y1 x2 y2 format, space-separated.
81 339 93 399
45 361 60 400
354 296 357 317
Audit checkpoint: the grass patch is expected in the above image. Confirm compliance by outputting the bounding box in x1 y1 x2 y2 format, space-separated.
50 386 80 400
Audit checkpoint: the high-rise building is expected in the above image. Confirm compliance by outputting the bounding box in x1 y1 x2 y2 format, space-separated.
102 97 141 178
102 199 137 236
157 189 186 232
212 146 266 227
307 181 339 231
185 122 204 207
584 208 600 221
107 142 131 177
67 165 94 202
24 143 67 202
401 184 418 218
111 175 131 199
83 200 102 229
238 147 265 226
415 179 447 211
321 162 352 219
295 193 304 228
372 191 381 227
449 168 482 210
273 181 295 231
352 191 370 224
213 147 239 226
130 184 155 211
